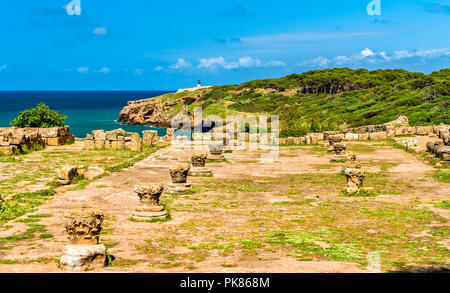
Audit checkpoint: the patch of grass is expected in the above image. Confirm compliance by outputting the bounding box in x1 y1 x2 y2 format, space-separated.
39 234 53 239
434 200 450 210
341 188 377 197
433 170 450 183
0 259 22 265
347 144 376 153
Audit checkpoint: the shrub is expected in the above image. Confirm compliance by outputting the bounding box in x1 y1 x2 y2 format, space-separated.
10 103 67 128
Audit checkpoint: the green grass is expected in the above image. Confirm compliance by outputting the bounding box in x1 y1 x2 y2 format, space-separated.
433 170 450 183
434 200 450 209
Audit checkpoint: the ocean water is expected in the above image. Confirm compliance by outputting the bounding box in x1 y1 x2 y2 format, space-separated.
0 90 176 138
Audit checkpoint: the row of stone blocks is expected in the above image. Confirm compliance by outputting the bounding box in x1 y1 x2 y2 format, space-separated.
84 129 144 151
426 133 450 161
0 126 74 156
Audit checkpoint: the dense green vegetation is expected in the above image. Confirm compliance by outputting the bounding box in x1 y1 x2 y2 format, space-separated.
10 103 67 128
161 68 449 137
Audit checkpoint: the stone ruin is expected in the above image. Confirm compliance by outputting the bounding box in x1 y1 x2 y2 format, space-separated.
57 166 78 185
343 168 366 194
84 129 142 151
327 135 347 161
340 152 373 194
142 130 158 147
166 164 192 194
0 126 74 156
60 209 107 270
79 166 106 180
208 141 225 161
189 151 213 177
427 139 450 162
131 184 166 220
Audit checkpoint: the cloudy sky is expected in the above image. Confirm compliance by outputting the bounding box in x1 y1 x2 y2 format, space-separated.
0 0 449 90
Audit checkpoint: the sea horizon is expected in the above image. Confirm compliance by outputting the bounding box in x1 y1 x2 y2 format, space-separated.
0 90 175 138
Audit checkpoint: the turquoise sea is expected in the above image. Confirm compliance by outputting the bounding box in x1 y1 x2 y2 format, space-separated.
0 91 175 138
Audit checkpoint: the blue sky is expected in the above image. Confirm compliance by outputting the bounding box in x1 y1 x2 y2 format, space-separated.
0 0 449 90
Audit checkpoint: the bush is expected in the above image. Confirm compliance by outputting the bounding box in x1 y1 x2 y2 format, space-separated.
10 103 67 128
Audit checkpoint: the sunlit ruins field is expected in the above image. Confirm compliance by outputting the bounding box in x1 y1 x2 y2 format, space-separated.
0 139 448 273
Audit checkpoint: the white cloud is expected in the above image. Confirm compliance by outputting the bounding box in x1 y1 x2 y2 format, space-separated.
154 66 164 71
198 57 227 69
0 65 7 72
197 56 285 70
302 48 450 68
170 58 192 69
360 48 375 57
94 67 110 74
265 60 287 67
92 27 108 36
77 67 89 73
133 69 146 75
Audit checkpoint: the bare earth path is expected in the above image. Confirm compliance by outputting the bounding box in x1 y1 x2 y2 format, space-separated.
0 139 448 273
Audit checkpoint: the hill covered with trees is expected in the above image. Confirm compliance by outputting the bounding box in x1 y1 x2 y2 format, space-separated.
119 68 450 137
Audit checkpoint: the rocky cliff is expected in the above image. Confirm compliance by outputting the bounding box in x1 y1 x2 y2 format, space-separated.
117 93 203 128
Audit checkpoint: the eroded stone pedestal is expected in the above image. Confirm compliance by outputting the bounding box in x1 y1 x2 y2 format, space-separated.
60 209 107 270
167 164 192 194
60 244 107 270
208 142 225 161
131 184 166 220
343 168 366 193
189 152 213 176
166 183 192 194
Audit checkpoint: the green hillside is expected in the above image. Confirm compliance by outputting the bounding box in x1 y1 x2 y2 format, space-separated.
138 68 450 137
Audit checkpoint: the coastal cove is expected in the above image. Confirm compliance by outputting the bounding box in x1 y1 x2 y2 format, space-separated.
0 90 174 138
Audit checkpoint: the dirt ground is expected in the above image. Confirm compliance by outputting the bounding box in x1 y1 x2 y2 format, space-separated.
0 138 448 273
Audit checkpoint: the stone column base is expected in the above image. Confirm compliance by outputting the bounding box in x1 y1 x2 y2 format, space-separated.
208 154 225 161
166 183 192 194
58 179 71 185
60 244 107 271
331 155 344 162
189 167 213 177
131 205 166 220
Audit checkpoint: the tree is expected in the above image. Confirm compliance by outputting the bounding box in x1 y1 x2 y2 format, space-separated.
10 103 67 128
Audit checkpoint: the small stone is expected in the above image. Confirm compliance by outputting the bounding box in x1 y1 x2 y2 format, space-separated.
58 166 78 184
82 166 106 180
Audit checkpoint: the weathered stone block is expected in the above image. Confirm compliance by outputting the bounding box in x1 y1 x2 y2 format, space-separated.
369 132 387 140
94 140 105 149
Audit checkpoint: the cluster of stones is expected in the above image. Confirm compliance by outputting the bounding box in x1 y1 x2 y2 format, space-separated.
345 117 448 140
84 129 143 151
57 165 106 185
189 151 213 176
279 133 320 145
0 126 74 156
131 184 166 220
427 135 450 162
166 164 192 194
60 209 107 270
